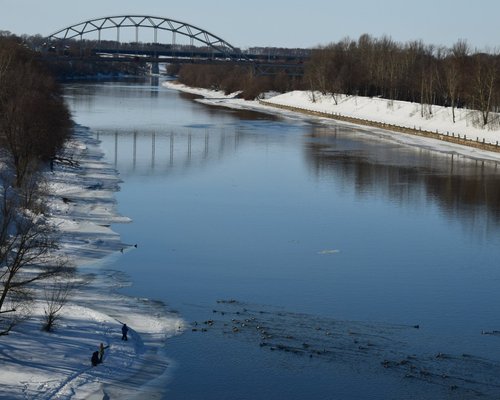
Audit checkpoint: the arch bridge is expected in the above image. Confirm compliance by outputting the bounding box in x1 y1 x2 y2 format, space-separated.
49 15 241 59
47 15 305 75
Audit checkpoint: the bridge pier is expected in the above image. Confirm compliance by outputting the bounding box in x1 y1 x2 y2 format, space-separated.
151 62 160 75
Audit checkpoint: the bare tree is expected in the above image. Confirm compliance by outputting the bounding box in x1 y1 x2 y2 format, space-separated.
357 34 377 96
304 46 333 102
0 172 70 335
471 53 498 126
42 270 76 332
441 41 469 123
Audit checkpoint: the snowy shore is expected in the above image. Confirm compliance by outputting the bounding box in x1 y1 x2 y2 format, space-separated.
162 81 500 163
1 126 184 400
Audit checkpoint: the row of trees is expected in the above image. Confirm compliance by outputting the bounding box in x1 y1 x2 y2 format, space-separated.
305 35 499 126
174 35 499 128
0 36 71 185
5 32 149 79
0 35 73 334
170 63 298 100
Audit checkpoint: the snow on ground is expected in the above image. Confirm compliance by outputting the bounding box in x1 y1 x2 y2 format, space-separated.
266 91 500 144
46 128 131 265
162 81 241 99
0 126 185 400
162 81 500 163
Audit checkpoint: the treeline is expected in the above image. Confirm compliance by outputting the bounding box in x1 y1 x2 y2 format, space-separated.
169 63 299 100
45 57 148 80
305 35 499 126
0 35 74 334
174 34 500 127
2 32 149 79
0 35 71 185
43 39 148 79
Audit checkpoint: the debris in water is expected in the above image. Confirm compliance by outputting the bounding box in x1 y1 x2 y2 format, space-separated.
317 249 340 255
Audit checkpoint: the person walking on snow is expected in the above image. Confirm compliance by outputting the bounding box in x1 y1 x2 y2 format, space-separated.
99 342 109 363
121 323 129 341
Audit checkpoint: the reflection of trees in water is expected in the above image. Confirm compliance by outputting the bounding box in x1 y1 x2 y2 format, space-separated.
178 92 281 122
305 126 500 232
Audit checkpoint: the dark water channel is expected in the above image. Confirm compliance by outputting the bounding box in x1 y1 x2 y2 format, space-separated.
64 78 500 399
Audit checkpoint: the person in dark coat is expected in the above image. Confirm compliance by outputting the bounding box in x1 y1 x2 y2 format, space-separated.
121 323 129 341
91 351 99 367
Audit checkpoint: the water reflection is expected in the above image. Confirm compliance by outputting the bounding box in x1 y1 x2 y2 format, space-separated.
95 127 245 176
306 125 500 235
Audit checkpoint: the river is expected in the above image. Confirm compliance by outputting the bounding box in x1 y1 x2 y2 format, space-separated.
64 78 500 400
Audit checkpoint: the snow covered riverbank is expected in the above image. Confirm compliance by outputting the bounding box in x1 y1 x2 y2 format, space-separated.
0 126 185 400
162 81 500 163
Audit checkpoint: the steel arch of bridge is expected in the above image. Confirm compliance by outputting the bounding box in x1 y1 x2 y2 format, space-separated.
48 15 240 57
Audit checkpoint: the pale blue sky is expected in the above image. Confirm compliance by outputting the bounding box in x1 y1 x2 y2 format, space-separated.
1 0 498 50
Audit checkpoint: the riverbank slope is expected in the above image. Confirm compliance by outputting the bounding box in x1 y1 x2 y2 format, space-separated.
0 126 184 400
162 81 500 162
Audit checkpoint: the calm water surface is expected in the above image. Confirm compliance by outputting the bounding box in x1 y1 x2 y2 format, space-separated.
64 78 500 399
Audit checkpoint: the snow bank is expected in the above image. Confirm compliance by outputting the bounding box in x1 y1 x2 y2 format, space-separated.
0 126 185 400
265 91 500 145
162 80 241 99
46 128 130 265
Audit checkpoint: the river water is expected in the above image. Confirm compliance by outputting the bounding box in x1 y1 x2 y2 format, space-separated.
64 78 500 399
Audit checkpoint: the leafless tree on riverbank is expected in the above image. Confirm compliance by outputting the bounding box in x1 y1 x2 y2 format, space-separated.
471 52 498 126
42 270 77 332
0 171 72 335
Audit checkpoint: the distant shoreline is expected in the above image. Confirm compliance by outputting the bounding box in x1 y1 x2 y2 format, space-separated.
259 100 500 154
162 80 500 163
